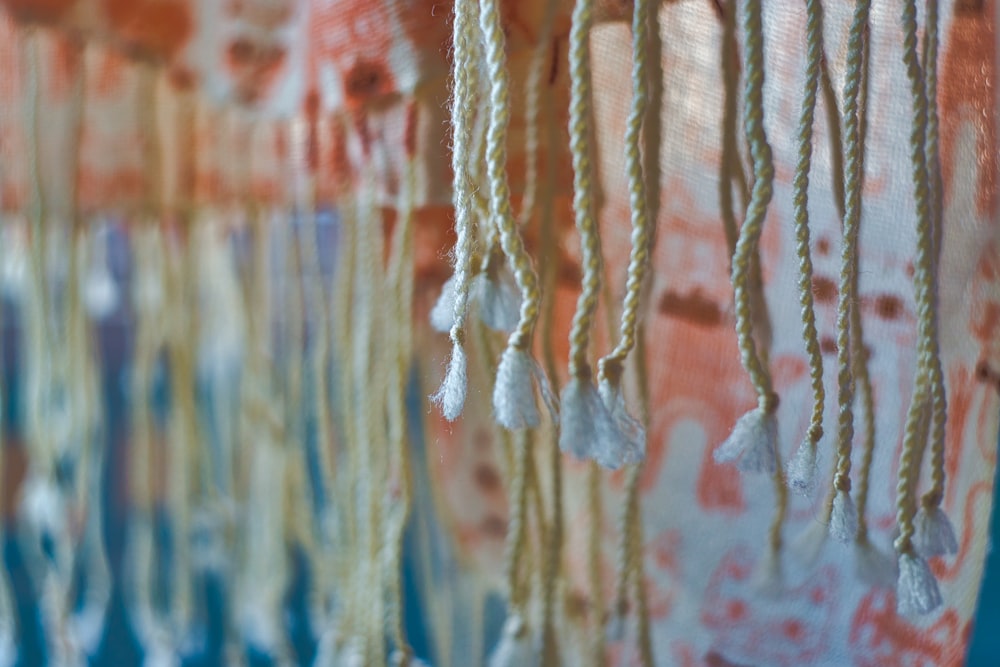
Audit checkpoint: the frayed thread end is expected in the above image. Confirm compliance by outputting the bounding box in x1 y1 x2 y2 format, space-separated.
896 552 943 617
598 379 646 467
829 490 859 544
432 342 468 421
559 376 621 466
786 440 818 497
915 505 958 558
493 347 541 429
714 407 777 474
430 276 457 332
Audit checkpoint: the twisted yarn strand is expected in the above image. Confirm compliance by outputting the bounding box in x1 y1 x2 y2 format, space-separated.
894 0 936 557
792 0 827 451
599 0 652 387
732 0 777 413
921 0 948 511
567 0 603 378
434 0 480 416
831 0 872 494
849 20 877 542
481 0 542 354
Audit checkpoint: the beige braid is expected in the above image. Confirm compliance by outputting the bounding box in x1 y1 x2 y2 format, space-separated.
480 0 541 354
503 429 533 616
894 0 936 557
731 0 777 414
718 0 742 257
516 0 557 228
851 28 878 543
598 0 653 391
830 0 872 497
386 150 417 662
920 0 948 514
440 0 480 399
537 45 564 661
567 0 603 379
791 0 827 454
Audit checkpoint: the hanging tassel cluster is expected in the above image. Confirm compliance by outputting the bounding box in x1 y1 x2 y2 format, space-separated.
707 0 957 618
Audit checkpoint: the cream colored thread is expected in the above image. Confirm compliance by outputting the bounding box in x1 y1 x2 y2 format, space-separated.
566 0 603 381
480 0 541 354
631 78 658 656
598 0 652 391
831 0 872 497
516 0 557 228
503 429 532 616
434 0 480 417
586 463 606 667
894 0 935 557
920 0 948 514
537 43 564 661
851 27 878 542
732 0 777 414
791 0 826 453
386 151 417 661
718 0 742 257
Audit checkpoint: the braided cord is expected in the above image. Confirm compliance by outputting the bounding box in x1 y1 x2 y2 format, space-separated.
894 0 936 556
831 0 872 493
386 151 417 660
480 0 541 353
921 0 948 510
517 0 557 228
445 0 480 354
567 0 603 378
599 0 652 387
792 0 827 450
731 0 777 412
852 25 878 541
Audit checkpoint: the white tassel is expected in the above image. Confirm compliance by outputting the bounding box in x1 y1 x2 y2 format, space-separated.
896 552 943 616
559 376 621 466
786 440 818 496
493 347 541 429
750 547 784 598
915 505 958 558
598 379 646 467
433 342 468 421
475 271 521 333
829 490 859 544
791 519 828 567
488 615 537 667
713 407 777 474
430 276 458 332
853 540 897 588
